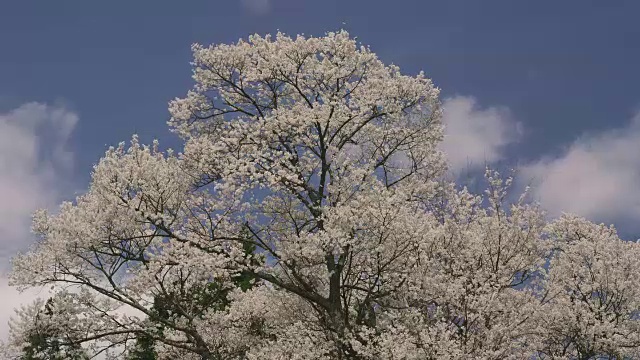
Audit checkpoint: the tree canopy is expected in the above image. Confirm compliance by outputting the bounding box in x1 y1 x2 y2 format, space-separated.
3 30 640 360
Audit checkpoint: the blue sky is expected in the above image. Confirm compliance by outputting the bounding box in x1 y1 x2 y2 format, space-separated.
2 1 639 168
1 0 640 339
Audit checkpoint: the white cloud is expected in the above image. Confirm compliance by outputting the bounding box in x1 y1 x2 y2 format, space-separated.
0 102 78 344
440 96 522 174
241 0 271 15
521 111 640 223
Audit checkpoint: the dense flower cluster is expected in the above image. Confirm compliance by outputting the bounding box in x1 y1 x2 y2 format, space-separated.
3 31 640 359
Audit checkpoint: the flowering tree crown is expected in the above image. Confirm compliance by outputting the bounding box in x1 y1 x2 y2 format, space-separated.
4 31 640 360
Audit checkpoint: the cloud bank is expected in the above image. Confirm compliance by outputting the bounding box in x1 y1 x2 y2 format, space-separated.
439 95 640 233
522 111 640 223
440 96 522 174
0 102 78 343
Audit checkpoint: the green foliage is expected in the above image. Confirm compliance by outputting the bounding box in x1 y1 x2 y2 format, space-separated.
19 300 89 360
20 333 87 360
126 333 157 360
127 230 259 359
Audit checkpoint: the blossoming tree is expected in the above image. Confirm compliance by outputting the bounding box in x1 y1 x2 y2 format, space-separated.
4 31 640 360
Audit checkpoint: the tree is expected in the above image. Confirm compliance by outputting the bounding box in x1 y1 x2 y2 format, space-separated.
126 236 258 360
6 30 640 359
4 298 89 360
